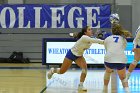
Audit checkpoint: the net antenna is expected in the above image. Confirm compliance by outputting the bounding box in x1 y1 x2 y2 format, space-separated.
112 0 119 13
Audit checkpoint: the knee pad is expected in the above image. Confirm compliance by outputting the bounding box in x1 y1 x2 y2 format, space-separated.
82 69 87 74
55 68 60 74
104 72 111 80
132 60 138 66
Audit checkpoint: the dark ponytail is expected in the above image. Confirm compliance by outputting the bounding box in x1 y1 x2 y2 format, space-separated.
75 26 89 39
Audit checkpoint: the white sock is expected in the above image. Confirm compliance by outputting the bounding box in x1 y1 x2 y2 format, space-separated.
103 85 108 89
103 85 108 92
57 68 60 74
53 68 60 73
56 68 60 74
80 82 83 86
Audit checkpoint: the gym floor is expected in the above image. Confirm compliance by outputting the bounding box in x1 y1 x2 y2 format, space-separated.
0 63 140 93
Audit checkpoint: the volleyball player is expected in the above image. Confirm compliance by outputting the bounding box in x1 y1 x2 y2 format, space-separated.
126 25 140 80
47 26 104 91
102 23 130 93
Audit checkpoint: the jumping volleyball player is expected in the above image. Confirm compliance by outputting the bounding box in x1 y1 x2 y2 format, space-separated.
126 25 140 80
102 23 130 93
47 26 104 91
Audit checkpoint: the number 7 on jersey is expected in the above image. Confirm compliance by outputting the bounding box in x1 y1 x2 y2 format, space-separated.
113 36 119 43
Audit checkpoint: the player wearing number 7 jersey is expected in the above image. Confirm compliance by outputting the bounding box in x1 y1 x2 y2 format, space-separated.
102 23 130 93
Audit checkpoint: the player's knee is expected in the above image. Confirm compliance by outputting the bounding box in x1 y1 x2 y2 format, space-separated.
132 60 138 66
104 72 111 80
58 68 65 74
59 70 65 74
82 69 87 74
119 75 126 81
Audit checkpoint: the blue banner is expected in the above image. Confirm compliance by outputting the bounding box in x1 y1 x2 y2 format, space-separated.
0 4 111 28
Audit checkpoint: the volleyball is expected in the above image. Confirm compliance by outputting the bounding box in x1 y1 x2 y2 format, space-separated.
109 13 120 24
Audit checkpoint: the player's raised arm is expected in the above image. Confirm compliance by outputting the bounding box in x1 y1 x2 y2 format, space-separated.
79 32 104 44
91 38 104 44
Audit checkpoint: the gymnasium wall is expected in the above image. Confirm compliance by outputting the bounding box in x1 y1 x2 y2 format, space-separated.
0 0 5 4
132 0 140 36
0 0 135 62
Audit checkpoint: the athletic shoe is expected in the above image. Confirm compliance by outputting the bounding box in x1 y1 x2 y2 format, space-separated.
125 89 131 93
124 87 131 93
78 84 87 91
47 68 54 79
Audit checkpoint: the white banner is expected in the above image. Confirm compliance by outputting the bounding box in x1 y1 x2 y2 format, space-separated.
46 42 105 64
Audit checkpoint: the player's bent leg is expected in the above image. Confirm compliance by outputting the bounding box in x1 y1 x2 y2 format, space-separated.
128 48 140 73
78 68 87 91
58 57 72 74
127 49 140 80
127 60 138 80
102 63 113 93
121 78 130 93
75 57 87 91
117 68 130 93
102 71 112 93
104 70 112 85
47 57 72 79
128 60 138 72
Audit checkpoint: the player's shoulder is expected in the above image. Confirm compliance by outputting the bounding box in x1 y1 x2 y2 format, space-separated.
80 35 91 41
81 35 89 38
105 35 114 40
105 35 123 41
107 35 122 38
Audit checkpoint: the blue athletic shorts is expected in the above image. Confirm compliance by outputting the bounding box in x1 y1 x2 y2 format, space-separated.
65 50 80 61
136 45 140 48
104 62 126 70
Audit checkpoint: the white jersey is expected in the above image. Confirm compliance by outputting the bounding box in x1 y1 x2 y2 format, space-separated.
71 35 104 56
104 35 127 63
133 25 140 48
